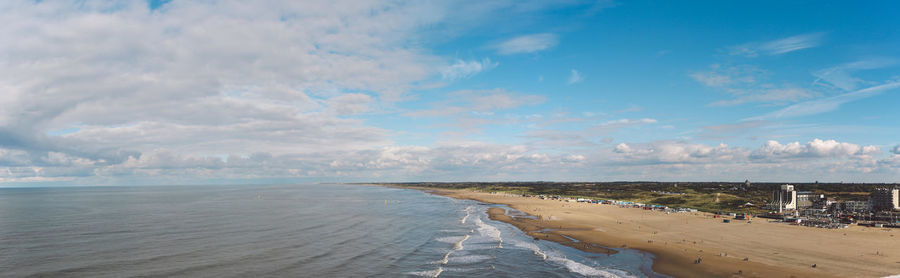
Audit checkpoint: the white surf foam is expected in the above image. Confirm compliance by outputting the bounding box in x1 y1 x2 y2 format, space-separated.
510 240 629 278
512 240 548 260
407 267 443 277
437 266 482 273
448 255 493 264
547 256 622 278
437 251 451 264
435 236 465 244
474 217 502 248
454 234 470 250
433 233 470 265
460 205 473 224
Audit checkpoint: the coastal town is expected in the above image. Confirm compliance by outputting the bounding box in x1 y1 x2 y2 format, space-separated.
513 183 900 229
382 181 900 229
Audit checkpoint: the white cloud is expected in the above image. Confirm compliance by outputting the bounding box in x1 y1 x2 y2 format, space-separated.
813 58 898 91
598 138 898 180
0 0 486 185
748 81 900 120
493 33 558 55
326 93 375 115
611 141 742 164
691 64 819 106
613 143 632 153
404 89 545 118
601 118 657 126
892 145 900 155
690 72 731 87
87 142 589 183
441 58 498 81
750 139 879 160
567 69 582 84
709 87 815 106
522 118 656 150
729 32 825 57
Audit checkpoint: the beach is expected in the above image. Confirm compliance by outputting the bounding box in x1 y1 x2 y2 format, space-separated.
427 188 900 278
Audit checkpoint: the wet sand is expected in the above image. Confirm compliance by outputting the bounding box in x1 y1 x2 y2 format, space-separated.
426 188 900 278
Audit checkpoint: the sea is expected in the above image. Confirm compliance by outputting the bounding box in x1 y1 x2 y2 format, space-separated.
0 184 664 277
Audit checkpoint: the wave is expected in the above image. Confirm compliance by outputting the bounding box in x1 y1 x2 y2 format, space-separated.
438 251 451 265
511 241 547 260
473 217 502 248
407 266 442 277
454 234 470 250
448 255 493 264
436 266 485 273
433 233 472 264
461 205 475 224
548 256 626 278
435 236 465 244
510 240 630 278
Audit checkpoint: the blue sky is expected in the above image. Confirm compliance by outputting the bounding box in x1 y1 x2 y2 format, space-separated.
1 0 899 185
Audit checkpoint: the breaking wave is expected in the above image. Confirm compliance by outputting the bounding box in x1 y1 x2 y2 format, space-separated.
510 240 631 277
454 234 470 250
435 236 465 244
448 255 493 264
407 267 443 277
461 205 473 224
512 241 547 260
473 217 502 248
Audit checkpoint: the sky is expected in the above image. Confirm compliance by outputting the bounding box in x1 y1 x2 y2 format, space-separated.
1 0 900 186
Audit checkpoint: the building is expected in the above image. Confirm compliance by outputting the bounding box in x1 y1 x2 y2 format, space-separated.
834 201 870 213
796 191 826 210
870 187 899 211
769 184 797 212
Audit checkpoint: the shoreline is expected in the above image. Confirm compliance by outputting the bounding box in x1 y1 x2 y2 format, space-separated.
409 187 899 278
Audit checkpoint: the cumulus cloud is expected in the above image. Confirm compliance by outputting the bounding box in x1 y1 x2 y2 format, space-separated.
493 33 558 55
608 138 887 169
611 141 743 164
57 142 588 183
750 139 879 160
613 143 632 154
441 58 498 81
729 32 825 57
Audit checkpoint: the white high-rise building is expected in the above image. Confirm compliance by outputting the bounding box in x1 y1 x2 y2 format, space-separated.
769 184 797 212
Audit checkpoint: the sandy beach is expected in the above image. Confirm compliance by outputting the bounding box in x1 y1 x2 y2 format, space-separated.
425 188 900 278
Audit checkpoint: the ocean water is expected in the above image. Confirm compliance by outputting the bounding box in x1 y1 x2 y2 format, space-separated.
0 184 663 277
